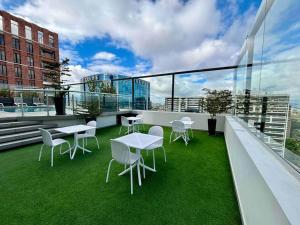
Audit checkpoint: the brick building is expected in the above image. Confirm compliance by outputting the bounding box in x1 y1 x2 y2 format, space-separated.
0 10 59 89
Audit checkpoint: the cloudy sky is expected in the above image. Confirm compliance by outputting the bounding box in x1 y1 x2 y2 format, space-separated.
0 0 264 102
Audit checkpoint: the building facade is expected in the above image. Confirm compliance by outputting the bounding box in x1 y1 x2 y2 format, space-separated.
0 11 59 89
81 73 150 110
165 97 205 113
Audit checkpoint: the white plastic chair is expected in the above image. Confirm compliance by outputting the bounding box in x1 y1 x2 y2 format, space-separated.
146 126 166 170
77 121 100 150
134 114 145 132
38 128 71 167
119 116 133 134
169 120 188 146
106 140 145 195
181 116 193 138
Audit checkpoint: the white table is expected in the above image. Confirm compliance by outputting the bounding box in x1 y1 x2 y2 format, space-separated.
55 125 94 159
127 117 142 132
114 132 162 186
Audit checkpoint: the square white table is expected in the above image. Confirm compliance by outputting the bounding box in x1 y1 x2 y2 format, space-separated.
127 116 142 132
114 132 163 186
55 125 94 159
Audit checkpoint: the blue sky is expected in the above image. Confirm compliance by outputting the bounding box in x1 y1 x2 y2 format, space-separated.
1 0 261 84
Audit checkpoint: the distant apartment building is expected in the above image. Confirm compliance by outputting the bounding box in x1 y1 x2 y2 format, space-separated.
0 10 59 89
81 73 150 110
165 97 205 112
235 94 291 152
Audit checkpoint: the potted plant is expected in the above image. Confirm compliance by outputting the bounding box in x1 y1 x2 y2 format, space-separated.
74 78 101 122
43 58 71 115
203 88 233 135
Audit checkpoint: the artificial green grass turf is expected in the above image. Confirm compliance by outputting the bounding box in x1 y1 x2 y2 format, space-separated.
0 125 241 225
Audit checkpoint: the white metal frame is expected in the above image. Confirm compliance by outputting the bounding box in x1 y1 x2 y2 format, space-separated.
119 116 133 134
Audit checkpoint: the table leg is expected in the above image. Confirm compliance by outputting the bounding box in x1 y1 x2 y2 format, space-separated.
71 133 92 159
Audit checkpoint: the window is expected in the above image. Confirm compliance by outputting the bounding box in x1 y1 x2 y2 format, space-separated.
13 52 21 64
27 55 34 66
49 35 54 47
0 64 6 76
26 42 33 53
28 69 35 79
12 38 20 49
16 80 22 87
0 34 4 46
38 31 43 44
0 50 5 61
29 81 35 87
15 67 22 77
0 79 8 84
11 20 18 36
25 26 32 40
0 16 3 31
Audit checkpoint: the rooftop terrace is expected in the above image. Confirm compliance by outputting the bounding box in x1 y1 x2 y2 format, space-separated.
0 125 241 225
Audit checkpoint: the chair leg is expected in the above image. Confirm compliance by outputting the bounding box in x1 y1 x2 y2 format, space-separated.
39 144 44 161
60 145 62 154
119 126 122 134
82 138 85 154
137 161 141 187
191 129 194 138
169 131 173 143
140 157 145 179
94 136 100 149
67 142 72 159
162 146 167 162
106 159 114 183
51 147 54 167
152 150 156 170
130 165 133 195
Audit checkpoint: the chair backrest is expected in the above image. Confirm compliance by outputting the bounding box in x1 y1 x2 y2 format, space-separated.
121 116 129 126
86 120 97 136
39 128 53 146
110 140 131 164
181 116 191 121
172 120 186 133
148 126 163 145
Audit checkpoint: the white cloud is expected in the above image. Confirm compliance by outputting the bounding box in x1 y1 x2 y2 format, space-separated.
8 0 257 100
92 51 116 61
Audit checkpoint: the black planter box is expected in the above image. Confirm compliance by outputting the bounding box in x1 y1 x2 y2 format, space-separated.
208 118 217 136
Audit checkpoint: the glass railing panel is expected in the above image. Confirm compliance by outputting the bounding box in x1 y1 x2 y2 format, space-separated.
174 69 235 113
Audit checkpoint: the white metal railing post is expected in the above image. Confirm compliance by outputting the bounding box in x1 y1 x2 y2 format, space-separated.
72 94 75 114
20 92 24 117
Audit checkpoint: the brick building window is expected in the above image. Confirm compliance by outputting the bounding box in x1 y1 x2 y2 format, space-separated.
12 38 20 49
28 69 35 79
26 42 33 53
16 80 22 87
49 35 54 47
0 79 8 85
0 34 4 46
0 64 7 76
11 20 18 36
15 67 22 77
38 31 43 44
0 49 5 61
29 81 35 87
13 52 21 64
0 16 3 31
25 26 32 40
27 55 34 66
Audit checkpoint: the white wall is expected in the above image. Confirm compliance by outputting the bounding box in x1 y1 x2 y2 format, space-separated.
133 110 225 131
225 116 300 225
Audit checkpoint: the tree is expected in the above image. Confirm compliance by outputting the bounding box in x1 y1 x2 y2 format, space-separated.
202 88 233 118
43 58 71 97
